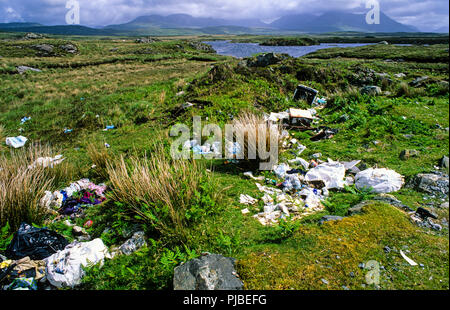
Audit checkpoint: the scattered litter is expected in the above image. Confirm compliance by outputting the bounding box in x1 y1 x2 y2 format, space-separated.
45 238 111 288
355 168 404 193
104 143 110 148
103 125 115 131
400 250 418 266
305 161 346 189
28 155 65 169
5 223 69 260
5 136 28 148
288 157 310 170
293 84 319 105
273 163 291 179
241 208 250 215
240 194 258 205
243 171 265 181
3 277 37 290
21 117 31 124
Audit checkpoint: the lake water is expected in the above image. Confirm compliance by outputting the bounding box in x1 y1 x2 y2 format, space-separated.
203 40 374 58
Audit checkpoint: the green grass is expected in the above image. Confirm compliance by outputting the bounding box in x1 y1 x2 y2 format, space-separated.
0 34 448 290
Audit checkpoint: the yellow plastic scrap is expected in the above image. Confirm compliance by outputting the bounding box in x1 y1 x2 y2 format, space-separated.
0 260 13 269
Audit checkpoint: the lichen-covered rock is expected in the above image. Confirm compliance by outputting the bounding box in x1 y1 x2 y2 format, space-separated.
407 172 449 196
173 254 244 290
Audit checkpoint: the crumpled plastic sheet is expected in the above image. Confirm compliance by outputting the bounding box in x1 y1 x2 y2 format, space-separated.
282 174 302 191
27 155 65 169
288 157 310 170
240 194 258 205
305 160 346 189
273 163 290 179
5 223 69 261
45 238 111 288
5 136 28 148
355 168 404 193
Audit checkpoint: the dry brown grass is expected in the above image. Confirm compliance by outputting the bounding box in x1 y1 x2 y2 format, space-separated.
231 111 281 162
0 144 75 229
106 145 213 239
87 142 113 179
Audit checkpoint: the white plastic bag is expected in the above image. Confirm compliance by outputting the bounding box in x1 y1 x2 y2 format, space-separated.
355 168 404 193
305 161 346 189
5 136 28 148
45 238 111 288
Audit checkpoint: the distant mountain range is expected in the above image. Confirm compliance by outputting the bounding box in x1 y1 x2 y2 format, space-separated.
0 11 439 36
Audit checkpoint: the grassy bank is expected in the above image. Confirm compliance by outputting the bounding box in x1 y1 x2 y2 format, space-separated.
0 34 448 290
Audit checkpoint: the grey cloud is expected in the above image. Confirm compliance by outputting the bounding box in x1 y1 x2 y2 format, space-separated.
0 0 448 31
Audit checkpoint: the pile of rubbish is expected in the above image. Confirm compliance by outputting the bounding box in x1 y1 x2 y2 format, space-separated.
40 179 107 218
0 222 147 290
240 134 405 226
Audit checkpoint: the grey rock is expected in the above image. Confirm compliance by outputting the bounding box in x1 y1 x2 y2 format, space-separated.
440 156 449 171
135 37 159 44
245 52 289 68
384 246 392 254
373 194 414 212
394 73 406 78
409 76 429 87
360 85 382 96
440 202 449 209
60 44 78 54
348 201 372 215
173 254 244 290
24 32 43 40
407 172 449 196
416 207 438 220
16 66 42 74
119 231 147 255
319 215 344 225
189 42 215 53
400 149 419 160
33 44 54 54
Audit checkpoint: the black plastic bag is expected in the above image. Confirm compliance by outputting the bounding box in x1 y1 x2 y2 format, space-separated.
5 223 69 260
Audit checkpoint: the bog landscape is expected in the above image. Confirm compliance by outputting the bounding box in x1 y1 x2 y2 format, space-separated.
0 10 449 291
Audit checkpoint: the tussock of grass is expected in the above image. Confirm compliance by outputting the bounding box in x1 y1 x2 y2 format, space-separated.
231 111 281 163
0 144 75 229
87 143 113 179
106 146 217 240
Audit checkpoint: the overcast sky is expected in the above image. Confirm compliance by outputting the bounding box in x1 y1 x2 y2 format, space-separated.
0 0 448 31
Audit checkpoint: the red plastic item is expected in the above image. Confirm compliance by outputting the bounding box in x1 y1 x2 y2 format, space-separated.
83 220 93 228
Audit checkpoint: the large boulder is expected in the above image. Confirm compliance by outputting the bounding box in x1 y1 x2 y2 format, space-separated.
173 254 244 290
32 44 54 55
